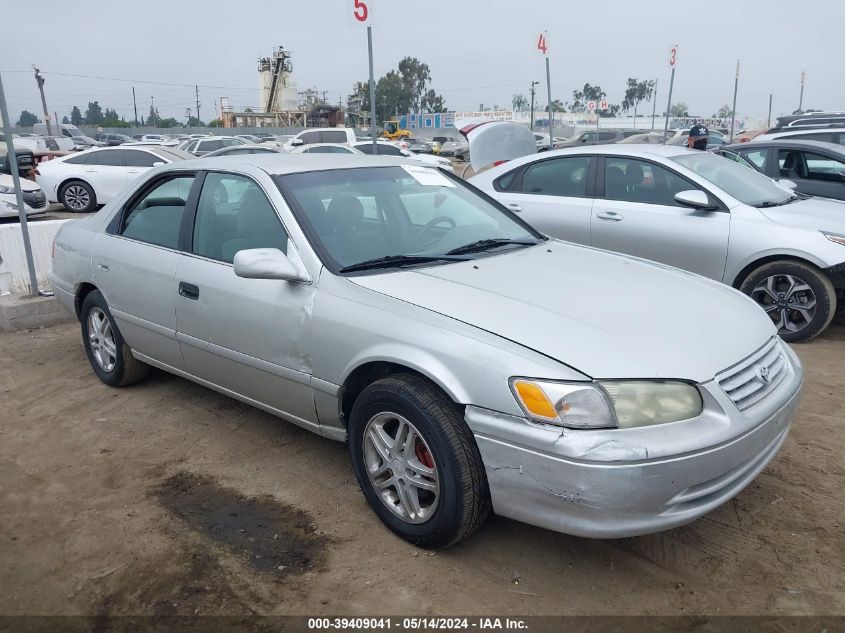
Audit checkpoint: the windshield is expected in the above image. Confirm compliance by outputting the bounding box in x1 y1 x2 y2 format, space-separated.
276 166 541 273
671 152 794 207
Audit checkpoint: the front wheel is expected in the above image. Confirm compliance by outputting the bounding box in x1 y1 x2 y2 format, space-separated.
739 260 837 343
348 374 490 549
59 180 97 212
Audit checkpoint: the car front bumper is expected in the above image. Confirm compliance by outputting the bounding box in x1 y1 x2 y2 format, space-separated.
465 342 803 539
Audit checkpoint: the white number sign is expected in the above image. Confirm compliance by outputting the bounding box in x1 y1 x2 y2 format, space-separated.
668 45 679 68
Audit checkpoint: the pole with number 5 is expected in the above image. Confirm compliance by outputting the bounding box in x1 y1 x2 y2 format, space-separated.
351 0 378 153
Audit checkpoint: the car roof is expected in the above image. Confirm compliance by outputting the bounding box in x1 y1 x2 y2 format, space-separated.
725 139 845 155
174 153 418 175
527 144 690 159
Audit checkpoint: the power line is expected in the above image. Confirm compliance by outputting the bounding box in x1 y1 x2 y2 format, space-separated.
2 69 259 91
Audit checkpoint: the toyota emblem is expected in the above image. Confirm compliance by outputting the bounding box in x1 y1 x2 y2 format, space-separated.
758 366 771 384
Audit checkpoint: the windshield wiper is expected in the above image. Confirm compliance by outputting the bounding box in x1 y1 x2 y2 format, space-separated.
445 238 538 256
338 254 469 273
755 195 801 208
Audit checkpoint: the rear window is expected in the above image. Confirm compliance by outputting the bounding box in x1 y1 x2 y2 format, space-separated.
321 130 348 143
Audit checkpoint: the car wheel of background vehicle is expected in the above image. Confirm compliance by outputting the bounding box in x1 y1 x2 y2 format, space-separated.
740 260 836 343
348 373 491 549
80 290 149 387
59 180 96 212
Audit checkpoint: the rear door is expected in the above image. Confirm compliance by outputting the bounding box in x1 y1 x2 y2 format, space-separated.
85 149 127 202
776 148 845 200
93 173 198 370
590 156 730 280
491 155 594 246
123 149 162 186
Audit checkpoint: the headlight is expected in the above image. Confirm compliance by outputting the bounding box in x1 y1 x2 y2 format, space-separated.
822 231 845 247
511 378 702 429
0 185 14 194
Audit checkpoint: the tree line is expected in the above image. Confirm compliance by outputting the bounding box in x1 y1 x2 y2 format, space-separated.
15 102 212 129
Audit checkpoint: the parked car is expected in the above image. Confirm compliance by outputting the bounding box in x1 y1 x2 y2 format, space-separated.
0 148 46 218
203 144 282 157
471 144 845 342
98 133 132 146
33 122 84 139
618 133 665 144
284 128 357 150
553 130 638 148
290 143 364 155
439 140 469 158
71 135 105 149
36 146 190 212
181 137 247 156
718 140 845 201
351 141 453 172
751 128 845 145
49 154 802 547
235 135 261 144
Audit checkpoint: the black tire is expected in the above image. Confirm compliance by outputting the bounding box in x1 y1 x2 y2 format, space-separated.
348 374 490 549
59 180 97 213
739 259 837 343
80 290 149 387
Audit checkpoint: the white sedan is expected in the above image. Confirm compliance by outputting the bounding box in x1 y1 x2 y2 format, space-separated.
289 143 365 155
0 173 47 218
36 146 190 212
352 141 454 172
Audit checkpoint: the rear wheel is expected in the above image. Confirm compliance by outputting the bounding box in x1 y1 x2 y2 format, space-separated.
740 260 836 343
348 374 490 549
59 180 96 212
80 290 149 386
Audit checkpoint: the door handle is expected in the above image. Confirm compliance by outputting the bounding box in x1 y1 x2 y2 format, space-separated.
96 263 109 272
126 169 141 174
178 282 199 300
596 211 623 221
507 203 522 212
84 168 97 172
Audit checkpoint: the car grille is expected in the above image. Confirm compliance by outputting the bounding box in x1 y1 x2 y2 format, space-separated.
22 190 46 210
716 338 788 411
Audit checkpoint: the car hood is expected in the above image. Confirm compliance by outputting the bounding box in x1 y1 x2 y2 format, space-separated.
760 196 845 233
349 242 774 382
0 173 39 191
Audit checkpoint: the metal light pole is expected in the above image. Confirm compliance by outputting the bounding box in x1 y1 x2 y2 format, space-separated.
662 67 675 143
0 72 40 296
767 93 773 128
132 87 138 127
367 26 377 154
798 71 805 113
729 60 739 142
545 55 553 149
650 79 658 132
529 81 538 131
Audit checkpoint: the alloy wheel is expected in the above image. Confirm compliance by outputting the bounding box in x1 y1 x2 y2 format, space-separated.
363 412 440 524
64 185 90 211
87 307 117 372
751 274 817 334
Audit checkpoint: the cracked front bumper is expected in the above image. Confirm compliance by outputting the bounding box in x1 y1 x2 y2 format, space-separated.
465 345 803 539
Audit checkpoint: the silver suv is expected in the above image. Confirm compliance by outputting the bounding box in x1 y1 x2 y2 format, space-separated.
471 144 845 342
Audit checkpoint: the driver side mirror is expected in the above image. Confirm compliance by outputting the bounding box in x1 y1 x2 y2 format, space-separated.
674 189 715 210
152 162 165 167
291 138 304 147
233 248 309 282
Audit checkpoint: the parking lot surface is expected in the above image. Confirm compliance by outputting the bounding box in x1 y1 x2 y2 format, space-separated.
1 321 843 616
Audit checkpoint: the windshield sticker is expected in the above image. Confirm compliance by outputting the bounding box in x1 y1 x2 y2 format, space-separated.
402 165 455 187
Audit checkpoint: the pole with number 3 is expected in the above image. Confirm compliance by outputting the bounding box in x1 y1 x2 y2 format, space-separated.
662 45 679 143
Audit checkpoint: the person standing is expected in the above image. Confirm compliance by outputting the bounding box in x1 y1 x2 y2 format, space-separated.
687 120 709 150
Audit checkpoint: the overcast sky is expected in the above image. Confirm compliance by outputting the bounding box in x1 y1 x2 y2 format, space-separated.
2 0 843 125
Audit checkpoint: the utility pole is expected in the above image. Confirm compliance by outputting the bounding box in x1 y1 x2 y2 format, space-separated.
729 60 740 142
195 85 201 125
529 80 539 131
798 71 805 113
767 93 773 128
545 57 553 149
367 25 377 154
132 87 138 127
0 72 40 296
150 96 156 127
185 107 192 127
32 66 52 136
650 78 658 132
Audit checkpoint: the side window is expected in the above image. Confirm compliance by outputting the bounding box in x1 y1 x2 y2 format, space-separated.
802 151 845 181
299 131 321 145
64 153 91 165
200 140 223 152
494 169 520 192
604 158 697 206
520 157 590 197
598 132 617 141
308 145 351 154
791 132 834 143
124 150 161 168
355 143 375 155
321 130 347 143
192 173 288 264
738 148 768 171
121 176 195 249
89 149 124 167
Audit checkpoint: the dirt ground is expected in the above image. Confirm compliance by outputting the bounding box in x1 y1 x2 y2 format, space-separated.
1 319 843 619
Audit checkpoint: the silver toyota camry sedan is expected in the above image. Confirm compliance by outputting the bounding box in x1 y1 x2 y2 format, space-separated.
49 154 803 548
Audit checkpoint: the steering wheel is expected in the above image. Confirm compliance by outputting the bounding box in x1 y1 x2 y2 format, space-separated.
410 216 456 249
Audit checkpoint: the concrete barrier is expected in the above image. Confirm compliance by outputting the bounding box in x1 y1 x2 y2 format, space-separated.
0 219 73 294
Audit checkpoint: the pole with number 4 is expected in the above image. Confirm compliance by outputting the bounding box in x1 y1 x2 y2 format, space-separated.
351 0 378 153
537 32 553 150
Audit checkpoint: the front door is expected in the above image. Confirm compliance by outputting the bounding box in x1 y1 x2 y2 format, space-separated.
590 156 730 281
175 171 317 427
84 148 127 201
776 148 845 200
93 173 197 370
